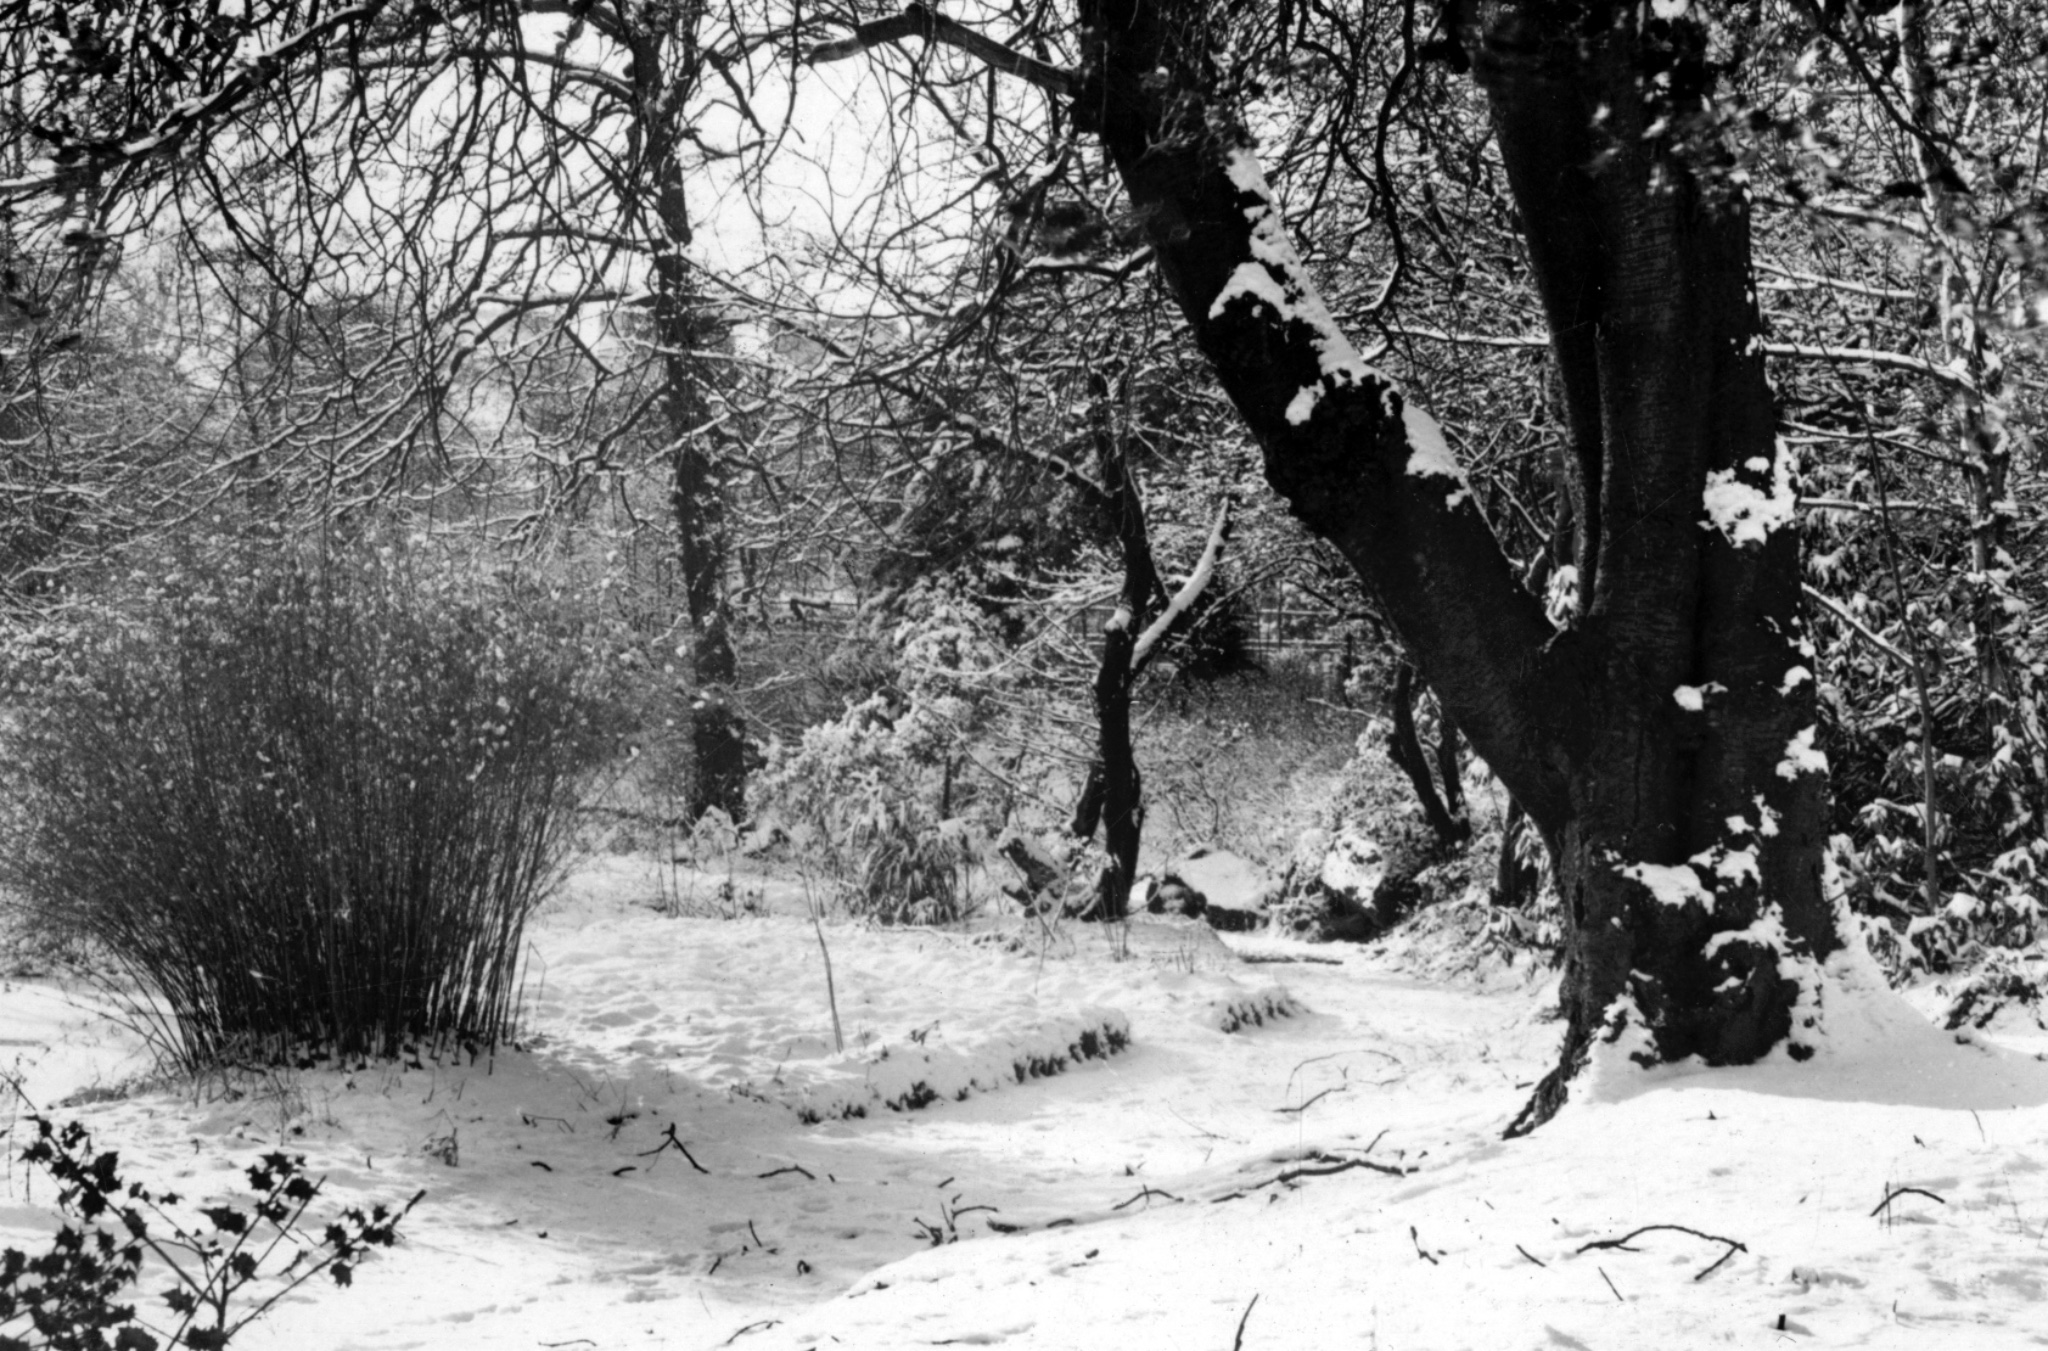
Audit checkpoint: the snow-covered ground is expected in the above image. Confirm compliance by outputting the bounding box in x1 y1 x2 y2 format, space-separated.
6 855 2048 1349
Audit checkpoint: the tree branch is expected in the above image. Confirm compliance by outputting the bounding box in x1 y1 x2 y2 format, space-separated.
806 4 1077 98
1074 0 1571 828
1132 498 1229 667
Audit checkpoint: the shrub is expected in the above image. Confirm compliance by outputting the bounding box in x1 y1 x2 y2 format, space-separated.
750 576 1008 914
0 1115 418 1350
850 800 975 926
0 538 612 1067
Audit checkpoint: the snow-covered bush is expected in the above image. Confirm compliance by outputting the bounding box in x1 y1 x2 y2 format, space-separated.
750 579 1009 921
0 537 616 1067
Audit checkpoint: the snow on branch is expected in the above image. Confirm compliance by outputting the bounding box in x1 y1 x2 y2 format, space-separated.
1132 499 1231 665
805 4 1077 98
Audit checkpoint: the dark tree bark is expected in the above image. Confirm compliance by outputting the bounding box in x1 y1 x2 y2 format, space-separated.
627 12 747 826
1086 380 1157 921
814 1 1844 1130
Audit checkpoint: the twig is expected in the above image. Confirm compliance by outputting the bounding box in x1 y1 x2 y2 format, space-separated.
1274 1085 1348 1115
1694 1243 1742 1281
1210 1151 1408 1203
1515 1244 1546 1268
1574 1224 1748 1281
1598 1267 1624 1302
757 1164 816 1181
813 912 845 1054
638 1123 710 1173
1111 1185 1182 1211
1870 1186 1946 1218
1233 1293 1260 1351
1410 1225 1439 1265
718 1319 779 1346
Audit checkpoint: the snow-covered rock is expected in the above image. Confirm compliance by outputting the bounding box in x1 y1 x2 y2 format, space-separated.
1272 828 1400 942
1153 848 1278 932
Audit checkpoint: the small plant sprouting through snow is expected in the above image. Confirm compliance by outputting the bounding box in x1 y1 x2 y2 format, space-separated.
911 1192 999 1248
0 1116 421 1351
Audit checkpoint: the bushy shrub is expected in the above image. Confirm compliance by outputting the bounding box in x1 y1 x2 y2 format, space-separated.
850 800 975 926
0 538 613 1067
0 1115 417 1350
750 577 1007 918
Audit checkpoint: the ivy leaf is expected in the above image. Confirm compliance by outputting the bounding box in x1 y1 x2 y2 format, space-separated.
199 1207 247 1235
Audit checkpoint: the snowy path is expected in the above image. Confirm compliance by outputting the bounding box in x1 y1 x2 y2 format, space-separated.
5 857 2048 1349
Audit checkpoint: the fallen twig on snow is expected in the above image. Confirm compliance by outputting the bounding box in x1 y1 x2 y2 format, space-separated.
1233 1293 1260 1351
1274 1084 1349 1115
1515 1244 1546 1268
1574 1223 1748 1281
1410 1225 1439 1265
1210 1149 1411 1203
1870 1185 1946 1219
757 1164 816 1181
1111 1185 1182 1210
639 1122 710 1173
718 1319 779 1346
1598 1267 1624 1302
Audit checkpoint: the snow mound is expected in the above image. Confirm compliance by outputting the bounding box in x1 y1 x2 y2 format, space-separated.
1208 989 1301 1033
1582 933 2048 1110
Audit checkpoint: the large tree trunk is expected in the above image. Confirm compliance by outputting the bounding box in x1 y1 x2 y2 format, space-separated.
1072 0 1842 1129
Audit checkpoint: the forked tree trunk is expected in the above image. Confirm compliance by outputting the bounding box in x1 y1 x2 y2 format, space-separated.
1072 1 1841 1129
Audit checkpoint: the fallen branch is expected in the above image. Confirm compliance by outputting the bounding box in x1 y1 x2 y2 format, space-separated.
1210 1150 1409 1203
639 1123 711 1174
1233 1294 1260 1351
1111 1185 1183 1211
1274 1085 1348 1116
1870 1185 1947 1219
757 1164 816 1181
1410 1225 1439 1265
1515 1243 1546 1268
1574 1224 1748 1281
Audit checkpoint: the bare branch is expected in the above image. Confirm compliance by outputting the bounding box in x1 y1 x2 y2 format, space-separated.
806 3 1077 98
1132 498 1230 666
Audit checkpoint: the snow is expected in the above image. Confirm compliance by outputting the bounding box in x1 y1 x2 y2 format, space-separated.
1209 143 1466 502
1778 725 1830 779
1617 860 1715 911
1702 439 1798 546
1208 147 1373 429
1400 399 1469 489
1672 682 1726 711
8 862 2048 1350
